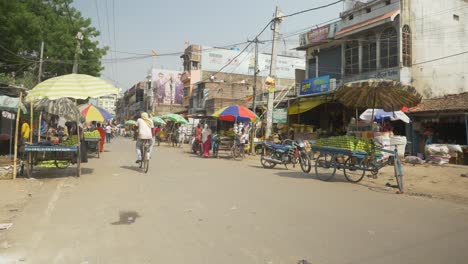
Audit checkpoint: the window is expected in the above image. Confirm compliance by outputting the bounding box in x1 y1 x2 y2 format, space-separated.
453 14 459 21
366 7 371 13
380 27 398 68
385 0 391 5
349 14 354 20
362 35 377 72
345 40 359 74
402 25 412 66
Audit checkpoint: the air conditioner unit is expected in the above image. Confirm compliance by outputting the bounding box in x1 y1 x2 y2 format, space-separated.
330 78 337 91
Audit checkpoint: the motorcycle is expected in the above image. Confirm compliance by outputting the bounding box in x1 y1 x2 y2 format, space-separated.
260 139 311 173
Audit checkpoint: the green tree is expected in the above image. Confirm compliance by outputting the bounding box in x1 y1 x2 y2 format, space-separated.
0 0 107 87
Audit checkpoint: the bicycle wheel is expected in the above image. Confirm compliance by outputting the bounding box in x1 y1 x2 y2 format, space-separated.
231 145 240 160
314 153 336 181
343 156 366 183
139 145 145 169
395 158 404 193
144 153 149 173
299 151 311 173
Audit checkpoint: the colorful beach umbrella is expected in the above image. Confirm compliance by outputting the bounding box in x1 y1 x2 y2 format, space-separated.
79 104 113 122
162 113 188 124
151 116 166 125
212 105 259 122
26 73 118 100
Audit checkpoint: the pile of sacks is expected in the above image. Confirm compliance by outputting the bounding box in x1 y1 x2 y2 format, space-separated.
425 144 457 165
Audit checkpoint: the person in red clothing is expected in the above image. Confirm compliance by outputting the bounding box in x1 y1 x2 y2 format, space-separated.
96 123 106 152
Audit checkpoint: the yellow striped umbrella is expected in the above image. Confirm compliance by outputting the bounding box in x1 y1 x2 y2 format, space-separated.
26 74 118 100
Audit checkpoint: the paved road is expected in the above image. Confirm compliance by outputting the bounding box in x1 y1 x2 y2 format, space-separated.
1 137 468 264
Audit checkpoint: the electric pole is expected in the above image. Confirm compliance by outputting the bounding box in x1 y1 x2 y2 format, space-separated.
250 37 260 154
73 32 83 74
37 41 44 83
265 6 282 140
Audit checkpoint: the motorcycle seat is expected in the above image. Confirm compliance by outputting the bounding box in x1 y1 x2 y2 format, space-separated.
264 142 288 150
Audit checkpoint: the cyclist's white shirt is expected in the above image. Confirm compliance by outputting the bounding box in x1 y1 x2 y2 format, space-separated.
136 118 154 139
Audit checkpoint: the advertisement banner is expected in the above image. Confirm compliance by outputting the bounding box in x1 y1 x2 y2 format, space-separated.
300 75 330 96
273 108 287 124
151 69 184 106
201 47 304 79
307 25 330 44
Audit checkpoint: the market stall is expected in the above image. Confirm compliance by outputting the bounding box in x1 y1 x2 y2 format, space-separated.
212 105 259 159
25 73 118 177
311 79 423 193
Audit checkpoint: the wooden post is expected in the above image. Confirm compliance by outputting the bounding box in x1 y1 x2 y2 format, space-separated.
13 92 22 180
27 102 33 177
76 99 81 177
37 111 42 142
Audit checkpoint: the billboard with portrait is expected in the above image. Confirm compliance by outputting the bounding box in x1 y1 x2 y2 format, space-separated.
151 69 184 106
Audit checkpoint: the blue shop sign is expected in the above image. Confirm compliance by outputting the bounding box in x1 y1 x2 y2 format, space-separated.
300 75 330 96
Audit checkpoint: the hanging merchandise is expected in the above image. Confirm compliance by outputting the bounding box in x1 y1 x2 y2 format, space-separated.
264 76 275 93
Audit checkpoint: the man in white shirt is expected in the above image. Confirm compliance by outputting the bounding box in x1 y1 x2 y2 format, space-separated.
135 112 154 163
105 124 112 143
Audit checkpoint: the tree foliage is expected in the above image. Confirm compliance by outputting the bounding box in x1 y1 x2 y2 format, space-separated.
0 0 107 87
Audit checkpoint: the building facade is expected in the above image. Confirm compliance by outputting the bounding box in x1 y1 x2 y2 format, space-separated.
181 44 304 114
295 0 468 146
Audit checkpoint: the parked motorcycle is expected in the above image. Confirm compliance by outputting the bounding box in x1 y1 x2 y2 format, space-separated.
260 139 311 173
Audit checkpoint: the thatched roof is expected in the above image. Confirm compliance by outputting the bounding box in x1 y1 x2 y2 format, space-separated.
408 92 468 113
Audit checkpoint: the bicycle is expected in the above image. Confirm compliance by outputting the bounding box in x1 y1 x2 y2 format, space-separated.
138 139 151 173
231 136 245 160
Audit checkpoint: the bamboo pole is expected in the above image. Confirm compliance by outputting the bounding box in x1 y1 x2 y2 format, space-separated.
76 99 81 177
13 92 23 180
29 103 33 143
37 111 42 142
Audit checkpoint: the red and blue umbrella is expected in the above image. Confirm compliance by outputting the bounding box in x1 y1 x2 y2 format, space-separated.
212 105 259 122
78 103 113 122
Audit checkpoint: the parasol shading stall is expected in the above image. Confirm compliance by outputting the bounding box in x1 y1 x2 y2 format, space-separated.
334 79 422 112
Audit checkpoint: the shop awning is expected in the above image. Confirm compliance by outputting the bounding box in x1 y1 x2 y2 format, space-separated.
288 98 327 115
336 9 400 38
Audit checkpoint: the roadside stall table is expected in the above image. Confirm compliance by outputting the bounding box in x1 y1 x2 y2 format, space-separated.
23 144 80 177
84 137 101 158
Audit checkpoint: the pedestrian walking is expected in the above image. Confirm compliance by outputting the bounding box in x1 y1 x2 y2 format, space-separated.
105 123 112 143
96 123 106 152
202 124 212 158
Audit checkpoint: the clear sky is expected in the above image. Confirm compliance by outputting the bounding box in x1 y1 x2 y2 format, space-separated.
72 0 344 89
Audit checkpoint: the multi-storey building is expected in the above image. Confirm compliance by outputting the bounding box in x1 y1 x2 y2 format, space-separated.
296 0 468 148
180 44 304 115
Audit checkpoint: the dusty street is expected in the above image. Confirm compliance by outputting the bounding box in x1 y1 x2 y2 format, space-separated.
1 137 468 264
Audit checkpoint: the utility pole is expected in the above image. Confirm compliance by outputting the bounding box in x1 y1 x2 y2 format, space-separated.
250 37 260 154
73 32 83 74
265 6 282 140
37 41 44 83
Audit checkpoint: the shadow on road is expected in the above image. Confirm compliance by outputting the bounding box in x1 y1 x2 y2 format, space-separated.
21 167 94 179
111 210 140 225
120 165 142 172
275 170 349 182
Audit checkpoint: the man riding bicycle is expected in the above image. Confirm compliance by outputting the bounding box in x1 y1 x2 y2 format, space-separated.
135 112 154 163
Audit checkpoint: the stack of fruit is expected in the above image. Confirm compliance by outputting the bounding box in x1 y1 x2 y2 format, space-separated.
313 136 379 154
84 130 100 139
62 135 78 146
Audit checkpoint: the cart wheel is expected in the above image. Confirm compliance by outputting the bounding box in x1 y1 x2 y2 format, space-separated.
55 160 70 169
315 153 336 181
343 156 366 183
299 151 311 173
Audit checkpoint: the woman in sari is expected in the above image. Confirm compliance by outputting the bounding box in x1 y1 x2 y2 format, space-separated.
201 124 212 158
